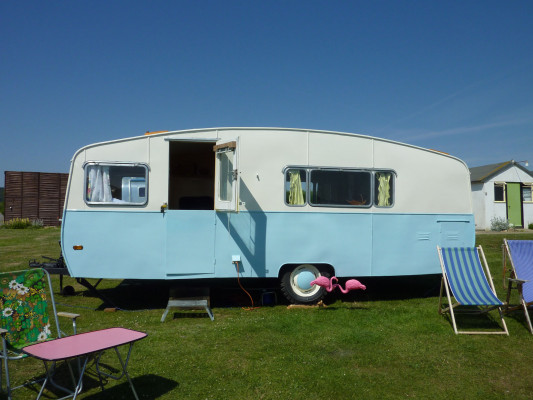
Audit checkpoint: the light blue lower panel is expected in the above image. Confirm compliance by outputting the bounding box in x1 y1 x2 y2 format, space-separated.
371 214 475 276
62 210 165 279
62 210 474 280
214 211 373 278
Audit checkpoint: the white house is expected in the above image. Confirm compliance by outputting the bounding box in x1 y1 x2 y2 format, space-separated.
470 160 533 230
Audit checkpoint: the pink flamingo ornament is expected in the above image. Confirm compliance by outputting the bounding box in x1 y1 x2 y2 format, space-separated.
310 276 338 292
310 276 366 294
337 279 366 293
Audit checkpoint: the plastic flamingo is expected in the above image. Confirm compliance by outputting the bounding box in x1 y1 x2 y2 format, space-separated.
337 279 366 294
310 276 338 292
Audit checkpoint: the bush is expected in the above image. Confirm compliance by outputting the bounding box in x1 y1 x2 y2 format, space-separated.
490 216 509 231
529 223 533 230
32 219 44 228
2 218 43 229
3 218 32 229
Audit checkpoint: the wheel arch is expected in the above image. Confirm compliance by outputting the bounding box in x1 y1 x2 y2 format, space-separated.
277 263 335 279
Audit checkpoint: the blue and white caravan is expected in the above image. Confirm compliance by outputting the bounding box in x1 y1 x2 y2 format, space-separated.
61 128 475 303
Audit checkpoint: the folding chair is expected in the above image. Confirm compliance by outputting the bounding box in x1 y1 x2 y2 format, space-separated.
0 268 79 399
502 239 533 333
437 246 509 335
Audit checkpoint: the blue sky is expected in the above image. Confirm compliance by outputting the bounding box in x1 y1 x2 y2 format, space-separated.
1 1 532 186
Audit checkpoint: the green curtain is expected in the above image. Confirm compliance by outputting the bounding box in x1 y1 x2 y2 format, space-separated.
289 171 305 205
377 173 391 206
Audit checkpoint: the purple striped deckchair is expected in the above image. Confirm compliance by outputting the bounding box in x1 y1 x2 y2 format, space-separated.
503 239 533 333
437 246 509 335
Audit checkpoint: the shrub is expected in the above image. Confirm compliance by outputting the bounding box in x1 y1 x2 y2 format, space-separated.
2 218 44 229
32 219 44 228
3 218 32 229
490 216 509 231
529 223 533 230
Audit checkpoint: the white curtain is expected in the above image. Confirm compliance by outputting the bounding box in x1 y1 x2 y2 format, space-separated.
87 166 112 202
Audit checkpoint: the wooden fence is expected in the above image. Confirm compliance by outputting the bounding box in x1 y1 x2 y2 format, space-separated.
4 171 69 226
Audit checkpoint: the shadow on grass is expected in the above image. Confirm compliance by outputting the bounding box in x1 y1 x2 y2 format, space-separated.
439 309 508 333
327 274 442 304
81 374 178 399
501 309 533 333
0 362 177 400
65 274 443 311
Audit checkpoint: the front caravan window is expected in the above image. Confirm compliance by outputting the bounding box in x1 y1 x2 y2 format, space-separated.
310 170 371 207
85 163 148 205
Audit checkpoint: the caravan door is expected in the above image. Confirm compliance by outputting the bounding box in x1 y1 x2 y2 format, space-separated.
165 140 216 277
214 139 239 212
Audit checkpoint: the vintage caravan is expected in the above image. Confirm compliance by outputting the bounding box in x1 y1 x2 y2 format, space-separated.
61 128 475 303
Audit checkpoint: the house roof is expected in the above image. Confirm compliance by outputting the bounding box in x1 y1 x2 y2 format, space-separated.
470 160 533 183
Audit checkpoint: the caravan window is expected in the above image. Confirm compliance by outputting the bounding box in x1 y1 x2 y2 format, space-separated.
309 170 371 207
285 169 307 206
374 171 394 207
85 163 148 205
217 151 234 202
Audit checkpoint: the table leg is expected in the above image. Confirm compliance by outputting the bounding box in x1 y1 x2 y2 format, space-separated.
38 358 84 400
95 343 140 400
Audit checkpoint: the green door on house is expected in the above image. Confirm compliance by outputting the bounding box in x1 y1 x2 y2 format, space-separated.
507 183 523 227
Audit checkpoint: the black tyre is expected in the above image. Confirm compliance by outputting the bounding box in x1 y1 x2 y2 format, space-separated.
280 264 330 304
61 285 75 296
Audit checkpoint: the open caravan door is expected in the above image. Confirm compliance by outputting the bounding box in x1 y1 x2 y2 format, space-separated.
214 139 239 212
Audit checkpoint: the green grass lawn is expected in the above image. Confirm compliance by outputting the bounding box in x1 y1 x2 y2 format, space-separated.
1 228 533 399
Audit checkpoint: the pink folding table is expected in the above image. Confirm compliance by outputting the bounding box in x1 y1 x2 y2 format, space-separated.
23 327 147 400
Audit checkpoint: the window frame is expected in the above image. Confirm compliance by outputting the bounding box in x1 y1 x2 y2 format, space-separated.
283 166 396 209
494 182 506 203
374 170 396 208
83 161 149 207
213 139 239 212
284 168 308 207
522 183 533 203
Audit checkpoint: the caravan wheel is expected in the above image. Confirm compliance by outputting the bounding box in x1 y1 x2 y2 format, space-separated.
280 264 329 304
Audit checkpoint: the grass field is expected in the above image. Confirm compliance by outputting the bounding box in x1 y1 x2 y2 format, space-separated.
1 228 533 399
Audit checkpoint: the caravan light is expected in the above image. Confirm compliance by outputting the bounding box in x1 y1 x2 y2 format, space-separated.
73 245 84 251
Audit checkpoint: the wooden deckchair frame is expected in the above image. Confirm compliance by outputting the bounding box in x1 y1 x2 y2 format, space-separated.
437 246 509 335
502 239 533 334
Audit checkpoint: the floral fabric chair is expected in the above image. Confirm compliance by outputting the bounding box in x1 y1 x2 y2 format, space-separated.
0 268 79 399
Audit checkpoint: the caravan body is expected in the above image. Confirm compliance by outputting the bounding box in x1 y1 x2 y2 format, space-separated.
61 128 474 303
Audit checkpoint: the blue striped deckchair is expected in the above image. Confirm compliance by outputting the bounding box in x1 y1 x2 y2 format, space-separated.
503 239 533 333
437 246 509 335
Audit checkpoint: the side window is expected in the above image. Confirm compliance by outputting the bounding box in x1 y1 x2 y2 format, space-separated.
522 184 533 203
374 171 394 207
85 163 148 205
285 169 307 206
494 183 505 202
309 170 371 207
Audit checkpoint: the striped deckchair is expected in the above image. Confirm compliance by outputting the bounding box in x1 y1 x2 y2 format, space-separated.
503 239 533 333
437 246 508 335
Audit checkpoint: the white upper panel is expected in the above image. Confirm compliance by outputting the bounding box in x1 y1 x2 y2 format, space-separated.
65 127 472 214
308 131 373 168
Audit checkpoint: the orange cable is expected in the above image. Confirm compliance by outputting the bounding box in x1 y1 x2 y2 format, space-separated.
234 261 260 311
